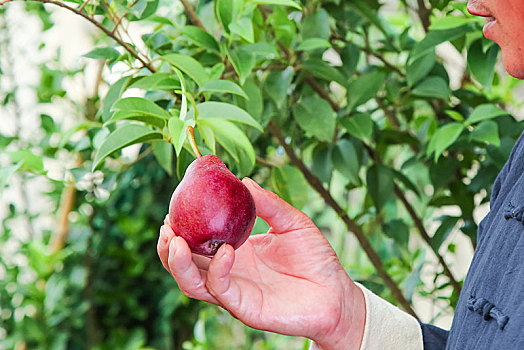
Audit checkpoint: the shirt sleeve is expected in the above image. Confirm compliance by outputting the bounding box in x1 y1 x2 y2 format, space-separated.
419 323 449 349
356 283 424 350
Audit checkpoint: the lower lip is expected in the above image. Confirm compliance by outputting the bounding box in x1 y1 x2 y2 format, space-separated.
483 19 497 39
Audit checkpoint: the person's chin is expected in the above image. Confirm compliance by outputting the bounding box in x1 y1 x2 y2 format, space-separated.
501 51 524 79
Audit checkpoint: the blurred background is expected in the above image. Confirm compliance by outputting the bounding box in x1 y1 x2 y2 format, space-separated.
1 0 523 349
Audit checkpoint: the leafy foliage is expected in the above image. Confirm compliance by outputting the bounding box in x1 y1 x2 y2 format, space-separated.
1 0 523 348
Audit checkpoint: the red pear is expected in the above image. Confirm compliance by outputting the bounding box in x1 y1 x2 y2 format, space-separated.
168 155 256 256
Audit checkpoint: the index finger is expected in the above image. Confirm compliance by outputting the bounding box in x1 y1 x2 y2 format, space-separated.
242 178 315 234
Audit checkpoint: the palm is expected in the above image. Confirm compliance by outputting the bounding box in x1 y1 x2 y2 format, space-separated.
198 227 349 338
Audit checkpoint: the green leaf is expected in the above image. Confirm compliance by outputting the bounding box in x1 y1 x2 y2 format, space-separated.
107 110 167 128
468 39 499 88
248 0 301 10
349 0 390 37
429 16 473 30
293 96 336 142
127 0 158 20
264 67 294 108
215 0 243 34
198 123 216 154
407 50 436 86
229 17 254 43
152 141 173 175
302 9 330 40
237 77 263 122
465 104 508 126
111 97 170 120
312 144 333 184
332 139 361 185
340 113 373 143
241 42 279 60
409 25 474 62
301 59 348 86
269 7 296 46
162 54 210 87
176 149 195 180
471 120 500 146
296 38 332 51
391 169 421 197
427 122 464 161
347 71 387 111
208 63 226 81
128 73 181 91
7 150 43 173
199 118 255 176
270 165 309 209
101 76 132 122
181 25 220 52
83 47 120 61
366 164 394 212
60 121 101 148
382 219 410 247
168 117 187 156
445 110 464 121
228 46 255 84
196 102 263 131
340 43 360 78
431 216 459 251
200 80 248 99
412 76 449 99
92 124 163 171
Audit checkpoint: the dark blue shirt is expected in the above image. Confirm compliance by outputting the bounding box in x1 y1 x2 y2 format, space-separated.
421 131 524 349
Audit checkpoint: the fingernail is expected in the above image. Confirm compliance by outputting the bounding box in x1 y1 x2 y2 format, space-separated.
169 237 177 255
243 178 262 190
159 226 168 243
217 244 229 260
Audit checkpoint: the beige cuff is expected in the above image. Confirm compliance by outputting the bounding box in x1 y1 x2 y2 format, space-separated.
309 283 423 350
356 282 423 350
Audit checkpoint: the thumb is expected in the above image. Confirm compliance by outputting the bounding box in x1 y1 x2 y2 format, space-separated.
242 177 315 233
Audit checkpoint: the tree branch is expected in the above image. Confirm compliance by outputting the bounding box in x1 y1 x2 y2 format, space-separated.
416 0 431 33
267 121 418 319
394 185 462 293
179 0 206 30
363 144 462 295
0 0 157 72
304 76 340 112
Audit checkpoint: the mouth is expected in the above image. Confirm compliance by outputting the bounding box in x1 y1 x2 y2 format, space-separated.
467 3 494 19
467 4 497 39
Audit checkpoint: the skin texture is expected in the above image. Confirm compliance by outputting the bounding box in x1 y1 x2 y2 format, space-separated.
158 178 366 349
467 0 524 78
169 155 256 256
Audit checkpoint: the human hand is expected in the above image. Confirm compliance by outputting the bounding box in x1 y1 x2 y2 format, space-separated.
157 178 366 349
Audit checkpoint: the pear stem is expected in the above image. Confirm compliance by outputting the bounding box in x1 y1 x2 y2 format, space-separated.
186 126 202 158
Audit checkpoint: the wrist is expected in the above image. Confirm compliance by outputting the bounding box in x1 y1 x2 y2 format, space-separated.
313 277 366 350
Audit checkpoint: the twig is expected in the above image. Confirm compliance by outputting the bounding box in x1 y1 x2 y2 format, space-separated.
267 121 418 319
112 11 128 34
255 156 278 168
77 0 89 13
50 181 77 251
304 76 340 112
179 0 205 30
416 0 430 33
394 185 462 293
0 0 157 72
